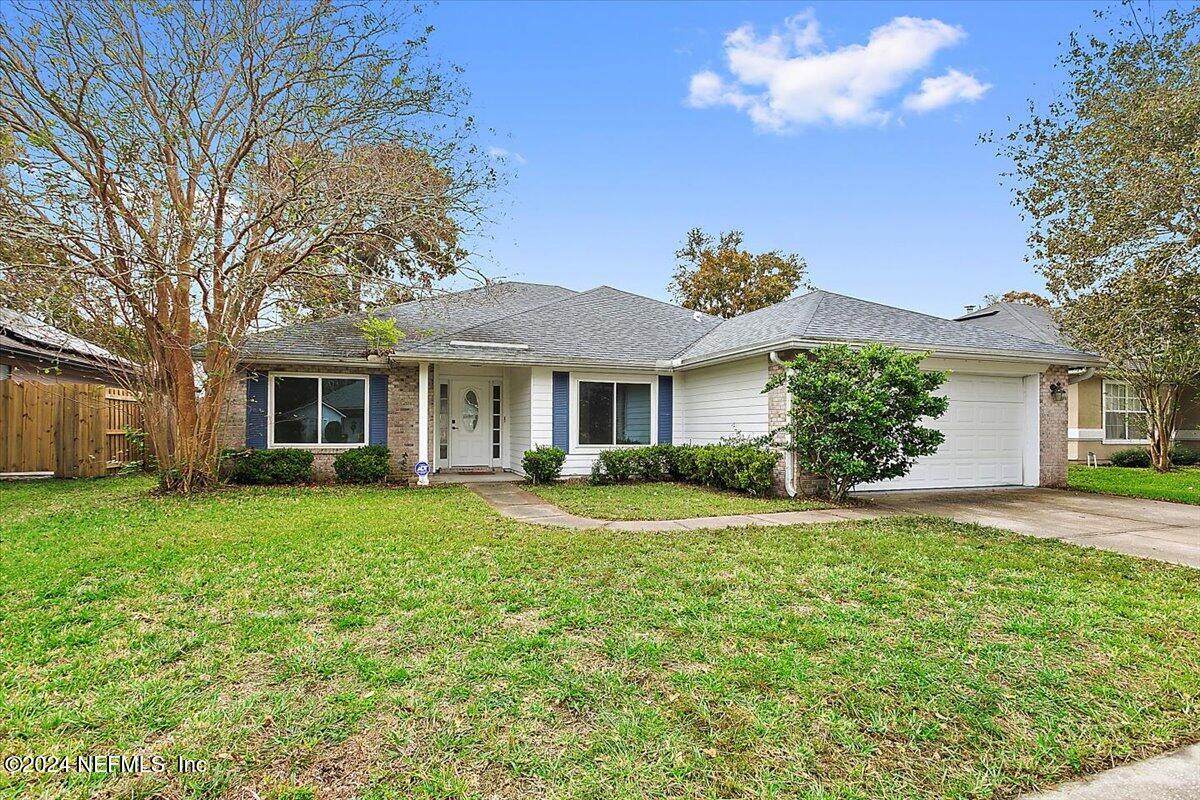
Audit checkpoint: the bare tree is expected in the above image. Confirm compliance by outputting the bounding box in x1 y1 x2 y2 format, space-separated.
0 0 494 491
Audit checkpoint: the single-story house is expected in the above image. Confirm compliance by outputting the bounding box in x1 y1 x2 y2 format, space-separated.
220 283 1103 495
956 302 1200 462
0 308 128 386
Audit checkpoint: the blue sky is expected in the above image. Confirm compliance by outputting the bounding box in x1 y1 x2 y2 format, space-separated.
426 1 1102 318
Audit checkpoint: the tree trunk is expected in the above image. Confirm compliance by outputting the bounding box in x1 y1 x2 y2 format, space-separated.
1141 384 1181 473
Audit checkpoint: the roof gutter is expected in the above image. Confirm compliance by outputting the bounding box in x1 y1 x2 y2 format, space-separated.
768 351 796 498
1068 366 1096 385
674 337 1107 371
236 354 381 368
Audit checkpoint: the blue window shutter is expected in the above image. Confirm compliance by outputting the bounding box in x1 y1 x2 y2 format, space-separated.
246 371 268 449
369 374 388 446
657 375 673 445
552 371 569 453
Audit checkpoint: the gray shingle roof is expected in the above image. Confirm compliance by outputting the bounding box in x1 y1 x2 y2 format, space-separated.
241 282 576 360
955 302 1065 346
401 286 720 367
678 290 1098 363
238 283 1100 367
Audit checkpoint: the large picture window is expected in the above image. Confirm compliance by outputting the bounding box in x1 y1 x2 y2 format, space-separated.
1103 380 1147 442
578 380 651 445
272 375 367 446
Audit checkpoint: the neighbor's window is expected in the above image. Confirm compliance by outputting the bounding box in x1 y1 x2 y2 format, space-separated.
578 381 651 445
1103 381 1147 441
272 375 366 446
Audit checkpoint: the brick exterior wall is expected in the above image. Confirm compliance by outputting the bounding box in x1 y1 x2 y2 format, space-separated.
218 362 420 483
1039 365 1069 487
766 354 828 498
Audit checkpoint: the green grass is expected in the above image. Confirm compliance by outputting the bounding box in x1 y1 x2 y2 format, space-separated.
2 477 1199 800
525 480 833 520
1068 465 1200 505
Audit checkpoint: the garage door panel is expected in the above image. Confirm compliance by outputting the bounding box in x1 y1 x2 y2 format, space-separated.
868 373 1026 491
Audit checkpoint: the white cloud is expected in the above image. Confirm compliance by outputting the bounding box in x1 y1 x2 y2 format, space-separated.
686 10 987 131
486 146 526 165
903 68 991 111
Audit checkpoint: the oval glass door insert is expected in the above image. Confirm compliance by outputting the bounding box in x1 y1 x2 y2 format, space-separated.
462 390 479 431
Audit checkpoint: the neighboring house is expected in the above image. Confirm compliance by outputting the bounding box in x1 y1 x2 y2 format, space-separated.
219 283 1103 495
0 308 127 386
956 302 1200 462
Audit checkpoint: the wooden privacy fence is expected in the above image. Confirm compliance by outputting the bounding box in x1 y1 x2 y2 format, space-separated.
0 382 143 477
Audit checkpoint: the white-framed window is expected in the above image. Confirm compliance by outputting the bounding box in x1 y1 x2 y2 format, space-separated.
269 373 368 447
1103 380 1148 443
578 380 651 446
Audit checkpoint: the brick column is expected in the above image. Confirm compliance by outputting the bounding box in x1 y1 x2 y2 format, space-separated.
388 364 420 482
766 354 827 498
1039 365 1069 487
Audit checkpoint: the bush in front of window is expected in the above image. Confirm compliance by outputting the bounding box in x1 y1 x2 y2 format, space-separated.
1173 447 1200 466
333 445 392 484
522 446 566 484
1107 448 1152 468
223 449 314 485
1108 446 1199 468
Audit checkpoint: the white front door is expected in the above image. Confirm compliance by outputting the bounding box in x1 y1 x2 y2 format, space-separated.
450 380 491 467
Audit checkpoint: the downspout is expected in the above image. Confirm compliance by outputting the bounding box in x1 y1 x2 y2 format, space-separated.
1068 367 1096 385
769 351 797 497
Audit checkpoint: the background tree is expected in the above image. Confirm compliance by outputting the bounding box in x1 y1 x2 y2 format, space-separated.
994 3 1200 471
765 344 949 502
984 290 1052 308
668 228 808 318
0 0 494 491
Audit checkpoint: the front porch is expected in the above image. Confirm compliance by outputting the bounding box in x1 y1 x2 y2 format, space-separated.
429 468 523 486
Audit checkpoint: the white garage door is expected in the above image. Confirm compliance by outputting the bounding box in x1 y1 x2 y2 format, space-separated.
868 373 1026 491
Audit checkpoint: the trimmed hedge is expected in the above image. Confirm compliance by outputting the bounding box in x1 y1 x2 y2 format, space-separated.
1108 447 1200 468
1173 447 1200 466
223 448 313 485
522 446 567 484
590 443 779 496
333 445 391 484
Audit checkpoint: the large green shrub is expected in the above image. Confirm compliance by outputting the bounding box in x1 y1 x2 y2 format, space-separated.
522 446 566 484
333 445 391 484
224 448 314 485
589 442 779 496
765 343 949 501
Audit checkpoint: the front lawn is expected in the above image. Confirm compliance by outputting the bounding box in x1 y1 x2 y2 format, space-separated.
1068 465 1200 505
2 477 1199 799
526 480 832 519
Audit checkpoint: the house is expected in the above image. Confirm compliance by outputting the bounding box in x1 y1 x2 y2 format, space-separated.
0 308 128 386
956 302 1200 463
219 283 1104 495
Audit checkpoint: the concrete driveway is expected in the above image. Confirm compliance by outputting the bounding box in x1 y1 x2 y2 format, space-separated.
859 488 1200 568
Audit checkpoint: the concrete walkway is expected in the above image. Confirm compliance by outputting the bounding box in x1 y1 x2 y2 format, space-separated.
467 482 890 530
1019 742 1200 799
473 483 1199 568
862 487 1200 568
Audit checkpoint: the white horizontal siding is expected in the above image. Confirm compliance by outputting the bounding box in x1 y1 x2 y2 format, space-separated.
506 367 531 473
680 356 770 443
529 366 554 451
